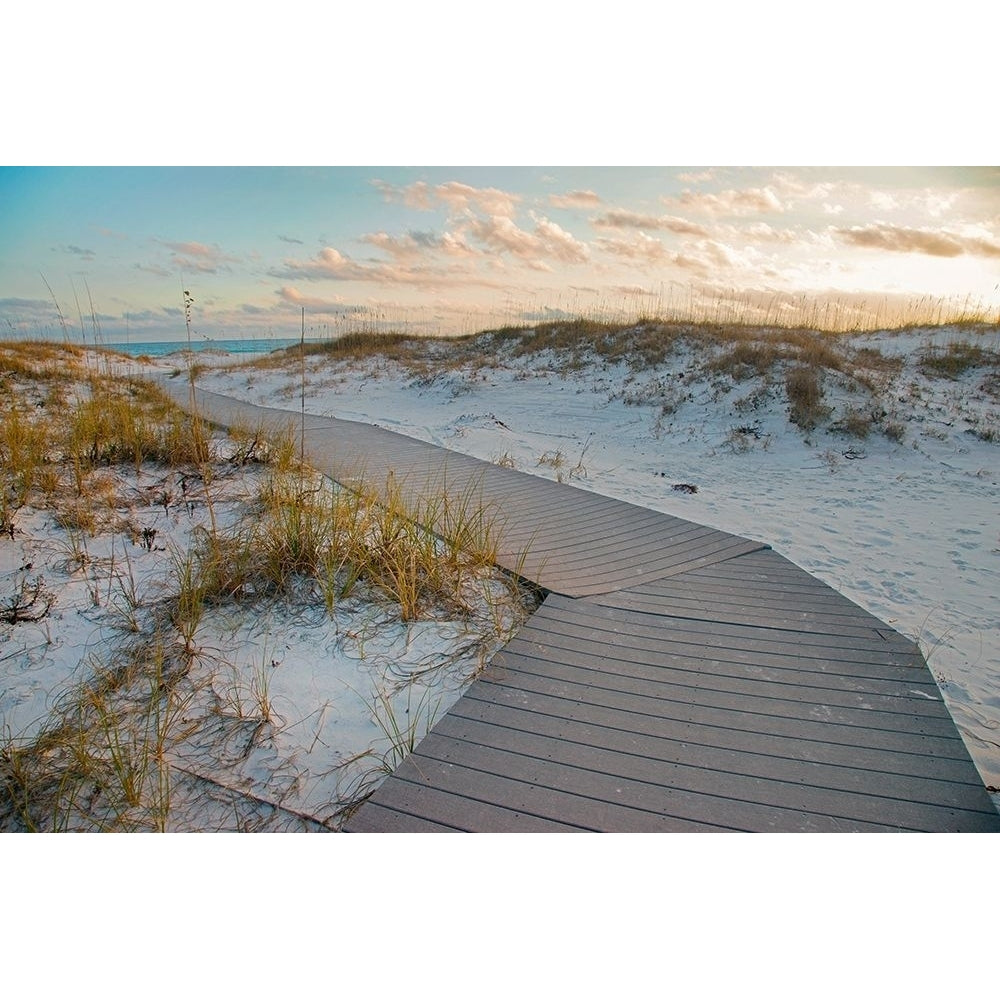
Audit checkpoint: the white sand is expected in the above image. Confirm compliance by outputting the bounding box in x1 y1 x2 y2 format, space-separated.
182 325 1000 796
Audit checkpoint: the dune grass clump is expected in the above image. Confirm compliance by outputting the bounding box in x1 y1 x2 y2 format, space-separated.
1 637 193 832
169 468 516 627
785 365 828 430
0 340 87 383
707 341 781 381
1 340 537 831
918 340 1000 380
496 319 685 371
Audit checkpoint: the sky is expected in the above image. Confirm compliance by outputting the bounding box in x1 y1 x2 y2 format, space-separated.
2 165 999 344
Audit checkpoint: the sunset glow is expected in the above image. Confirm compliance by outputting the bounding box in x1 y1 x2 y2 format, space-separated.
2 166 998 343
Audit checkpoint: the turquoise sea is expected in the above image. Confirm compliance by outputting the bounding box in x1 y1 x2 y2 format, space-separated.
103 337 318 358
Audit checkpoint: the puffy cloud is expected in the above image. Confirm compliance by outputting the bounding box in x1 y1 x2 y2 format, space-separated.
549 189 602 209
361 229 478 260
591 210 710 237
372 179 520 218
833 224 1000 258
157 240 240 274
532 215 590 263
360 231 425 259
595 232 671 262
672 186 785 216
271 246 505 291
467 213 589 265
869 191 898 211
964 235 1000 258
274 246 369 280
730 222 804 244
276 286 354 311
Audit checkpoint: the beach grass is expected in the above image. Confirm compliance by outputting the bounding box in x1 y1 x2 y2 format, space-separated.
0 344 539 831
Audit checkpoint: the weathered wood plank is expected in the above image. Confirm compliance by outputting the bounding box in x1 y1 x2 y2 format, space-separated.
422 719 998 830
497 635 950 719
155 381 1000 832
407 733 911 832
483 652 963 742
455 685 985 785
511 610 933 689
445 697 989 797
342 802 461 832
471 670 968 759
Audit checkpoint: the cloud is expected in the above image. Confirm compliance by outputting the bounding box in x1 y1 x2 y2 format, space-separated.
133 262 173 277
517 306 576 322
276 286 355 311
670 186 785 216
549 189 602 209
869 191 898 212
372 179 520 218
274 247 371 281
676 170 715 184
729 222 804 245
57 244 96 259
531 214 590 263
271 246 505 291
361 229 478 260
467 213 589 265
964 235 1000 258
156 240 241 274
1 296 49 309
595 232 672 263
161 240 217 258
278 234 304 245
591 210 710 237
833 223 1000 258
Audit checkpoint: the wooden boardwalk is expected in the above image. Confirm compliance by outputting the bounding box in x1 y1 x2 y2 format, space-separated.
158 379 1000 832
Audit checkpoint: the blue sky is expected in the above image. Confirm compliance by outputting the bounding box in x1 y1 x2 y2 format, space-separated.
2 166 999 343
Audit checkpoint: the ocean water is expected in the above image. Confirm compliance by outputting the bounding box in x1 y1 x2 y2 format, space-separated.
103 337 316 358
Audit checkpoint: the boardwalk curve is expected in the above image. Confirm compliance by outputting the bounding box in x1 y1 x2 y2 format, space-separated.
156 378 1000 832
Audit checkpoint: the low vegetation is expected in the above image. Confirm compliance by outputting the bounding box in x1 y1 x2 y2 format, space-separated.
0 344 538 831
918 340 1000 380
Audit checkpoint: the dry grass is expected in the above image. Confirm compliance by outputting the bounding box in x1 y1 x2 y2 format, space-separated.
785 365 828 430
0 340 88 382
918 340 1000 380
1 344 539 829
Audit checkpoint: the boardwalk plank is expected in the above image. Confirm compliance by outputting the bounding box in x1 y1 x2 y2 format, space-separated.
425 718 998 830
343 802 461 832
408 733 908 832
379 754 719 831
512 612 934 691
157 381 1000 832
447 697 988 796
491 653 960 745
456 685 984 785
497 636 950 719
